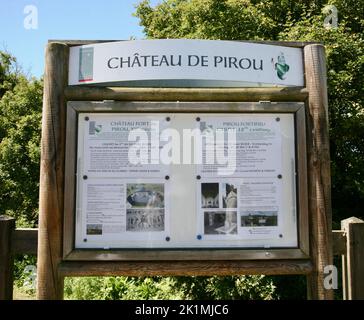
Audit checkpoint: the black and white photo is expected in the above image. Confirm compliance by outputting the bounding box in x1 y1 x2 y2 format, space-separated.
201 183 219 208
222 183 237 208
127 208 165 232
204 211 237 235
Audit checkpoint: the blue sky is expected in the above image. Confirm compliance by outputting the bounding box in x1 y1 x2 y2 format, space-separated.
0 0 160 78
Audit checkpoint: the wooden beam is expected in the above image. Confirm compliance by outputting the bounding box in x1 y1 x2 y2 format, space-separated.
37 42 69 300
304 44 334 300
341 217 364 300
332 230 346 256
10 228 347 257
64 86 308 102
59 260 313 277
12 229 38 255
0 216 15 300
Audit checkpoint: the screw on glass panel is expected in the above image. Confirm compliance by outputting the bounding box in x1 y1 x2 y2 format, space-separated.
277 174 282 179
83 175 88 180
196 175 201 180
165 236 170 242
197 235 202 240
196 117 200 122
265 252 271 257
85 116 89 121
166 116 171 122
83 238 87 242
165 175 170 180
276 117 280 122
279 234 283 238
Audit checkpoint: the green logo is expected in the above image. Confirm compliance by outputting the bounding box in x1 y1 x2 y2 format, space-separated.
274 52 290 80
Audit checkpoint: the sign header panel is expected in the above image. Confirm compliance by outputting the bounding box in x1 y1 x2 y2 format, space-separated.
69 40 304 87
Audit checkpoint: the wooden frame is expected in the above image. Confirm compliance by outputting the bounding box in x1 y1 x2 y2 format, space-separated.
37 41 333 300
63 101 309 261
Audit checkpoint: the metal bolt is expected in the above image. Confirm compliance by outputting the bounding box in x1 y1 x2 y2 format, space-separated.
196 175 201 180
83 175 88 180
165 175 170 180
165 236 170 242
85 116 89 121
196 117 200 122
166 116 171 122
277 174 282 179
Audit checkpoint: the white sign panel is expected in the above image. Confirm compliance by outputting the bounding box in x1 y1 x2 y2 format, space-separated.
69 39 304 87
75 112 298 249
196 115 285 240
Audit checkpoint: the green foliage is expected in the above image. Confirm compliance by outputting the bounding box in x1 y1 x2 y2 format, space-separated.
170 275 276 299
279 14 364 223
13 254 37 296
135 0 364 224
64 275 276 300
0 51 20 97
0 75 43 227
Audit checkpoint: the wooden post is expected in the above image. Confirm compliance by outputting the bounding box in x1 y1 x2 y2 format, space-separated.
37 42 69 300
304 44 334 299
341 217 364 300
0 216 15 300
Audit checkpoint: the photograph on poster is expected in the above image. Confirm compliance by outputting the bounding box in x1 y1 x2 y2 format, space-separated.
126 183 164 209
222 183 237 208
240 210 278 227
86 224 102 235
204 211 237 235
126 208 165 232
201 183 219 208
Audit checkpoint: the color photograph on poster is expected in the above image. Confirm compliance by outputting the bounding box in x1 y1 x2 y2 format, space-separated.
126 183 164 209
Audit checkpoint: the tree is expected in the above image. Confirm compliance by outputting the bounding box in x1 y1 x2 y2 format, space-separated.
135 0 364 223
0 53 43 227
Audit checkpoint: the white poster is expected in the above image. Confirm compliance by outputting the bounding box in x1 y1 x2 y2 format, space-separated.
75 114 171 248
198 115 282 177
74 112 298 248
82 114 169 178
196 115 285 240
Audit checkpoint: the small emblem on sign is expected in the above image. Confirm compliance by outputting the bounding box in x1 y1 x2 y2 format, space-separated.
273 52 290 80
79 47 94 82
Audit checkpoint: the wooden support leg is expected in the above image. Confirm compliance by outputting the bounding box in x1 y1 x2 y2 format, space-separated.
341 217 364 300
304 44 334 300
37 42 69 300
0 216 15 300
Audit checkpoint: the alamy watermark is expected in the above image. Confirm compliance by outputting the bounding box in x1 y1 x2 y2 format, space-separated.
127 121 237 175
323 265 338 290
23 265 37 290
323 5 338 29
23 5 38 30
